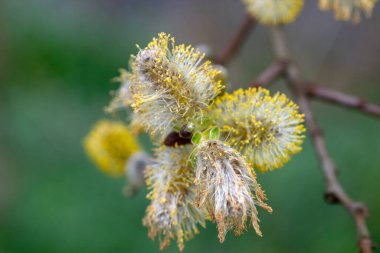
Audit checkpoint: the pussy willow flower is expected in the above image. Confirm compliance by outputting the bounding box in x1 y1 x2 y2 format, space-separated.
319 0 378 23
194 140 272 243
143 145 206 251
211 88 305 173
84 120 140 177
242 0 304 25
118 32 223 138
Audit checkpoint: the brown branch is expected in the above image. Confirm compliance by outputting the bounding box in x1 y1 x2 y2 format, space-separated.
217 14 256 66
250 62 380 119
271 27 374 253
250 60 288 87
306 84 380 118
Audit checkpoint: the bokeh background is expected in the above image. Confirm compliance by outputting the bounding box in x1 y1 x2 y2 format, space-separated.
1 1 380 252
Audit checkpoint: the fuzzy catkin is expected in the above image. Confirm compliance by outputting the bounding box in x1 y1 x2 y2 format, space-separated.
194 140 272 242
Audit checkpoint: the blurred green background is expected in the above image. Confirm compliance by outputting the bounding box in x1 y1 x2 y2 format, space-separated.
1 1 380 252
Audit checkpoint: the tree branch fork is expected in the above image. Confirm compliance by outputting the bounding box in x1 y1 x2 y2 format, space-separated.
250 60 380 118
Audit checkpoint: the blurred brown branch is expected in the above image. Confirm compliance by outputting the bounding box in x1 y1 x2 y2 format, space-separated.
306 84 380 118
251 62 380 118
250 60 287 87
217 14 256 66
270 26 374 253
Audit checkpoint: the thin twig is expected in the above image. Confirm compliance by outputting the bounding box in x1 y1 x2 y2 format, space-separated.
271 27 374 253
250 62 380 119
250 60 288 87
217 14 256 66
306 84 380 118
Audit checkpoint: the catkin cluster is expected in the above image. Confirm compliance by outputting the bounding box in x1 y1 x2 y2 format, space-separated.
242 0 377 24
91 33 305 250
319 0 378 23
